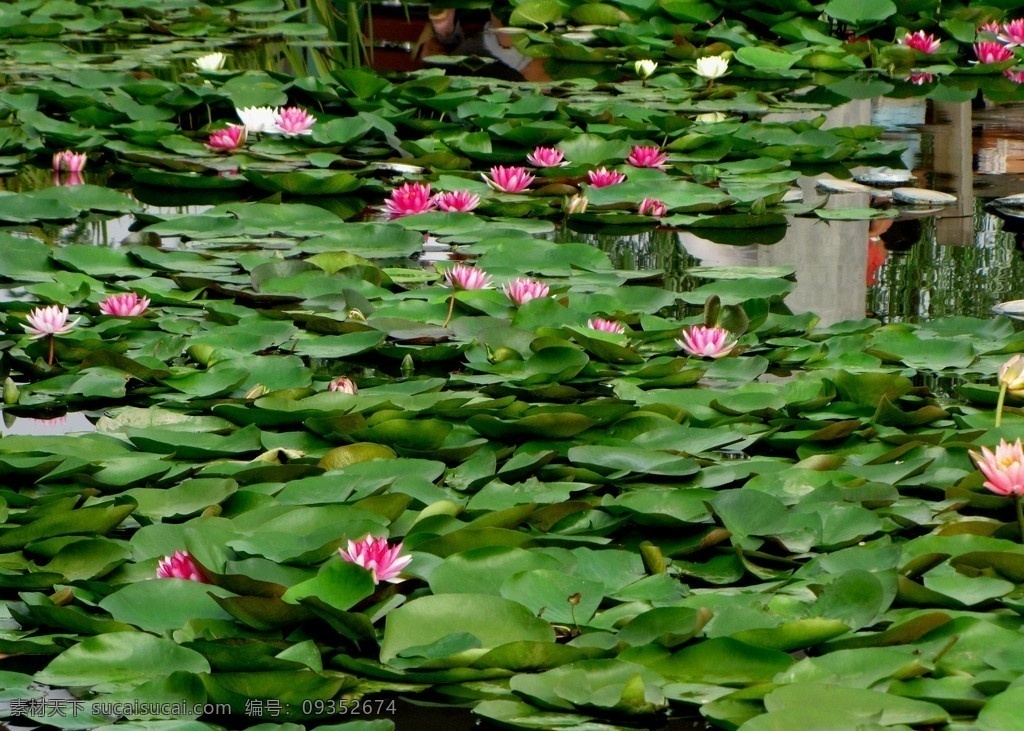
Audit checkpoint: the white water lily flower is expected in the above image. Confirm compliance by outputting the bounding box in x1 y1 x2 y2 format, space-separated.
695 111 728 123
193 52 226 71
634 59 658 79
695 55 729 81
236 106 278 134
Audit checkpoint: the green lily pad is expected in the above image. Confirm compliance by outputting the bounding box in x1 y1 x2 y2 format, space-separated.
36 632 210 688
381 594 555 666
243 169 363 195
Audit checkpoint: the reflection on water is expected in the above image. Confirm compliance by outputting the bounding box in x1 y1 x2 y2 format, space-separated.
577 197 1024 327
574 96 1024 326
869 202 1024 321
0 164 212 249
1 411 96 436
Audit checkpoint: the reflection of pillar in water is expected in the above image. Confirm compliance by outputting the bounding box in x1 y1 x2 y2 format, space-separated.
763 216 869 326
926 101 972 246
756 100 871 324
676 233 758 269
677 212 870 328
765 98 871 128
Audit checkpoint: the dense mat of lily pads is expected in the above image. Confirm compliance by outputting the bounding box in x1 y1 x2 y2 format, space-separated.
8 208 1024 731
6 207 1024 731
495 0 1024 87
11 0 1024 98
7 3 1024 731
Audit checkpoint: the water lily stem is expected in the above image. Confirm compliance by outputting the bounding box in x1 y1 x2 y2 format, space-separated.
442 292 456 328
47 335 54 366
930 634 959 665
1016 494 1024 544
997 382 1008 428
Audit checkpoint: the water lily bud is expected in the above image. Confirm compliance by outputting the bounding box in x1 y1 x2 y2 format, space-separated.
634 59 658 79
1001 354 1024 395
3 377 19 405
187 344 215 366
245 383 269 400
564 194 588 215
253 447 303 463
695 111 728 124
347 308 365 321
639 541 666 574
491 347 522 362
401 354 415 378
51 587 74 606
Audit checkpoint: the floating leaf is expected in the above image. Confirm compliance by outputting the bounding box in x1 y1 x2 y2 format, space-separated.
380 594 555 666
36 632 210 688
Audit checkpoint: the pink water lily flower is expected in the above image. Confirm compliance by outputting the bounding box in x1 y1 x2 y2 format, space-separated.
588 317 626 334
1008 68 1024 83
444 263 492 290
676 325 737 359
206 124 247 152
1001 19 1024 46
273 106 316 136
328 376 357 394
975 40 1015 63
156 550 208 582
485 165 535 193
443 263 491 326
433 190 480 213
384 181 435 219
24 305 78 338
907 71 935 85
626 145 668 169
980 20 1003 35
587 167 626 188
971 439 1024 496
527 146 566 167
52 150 87 173
99 292 150 317
503 278 550 306
638 197 667 217
339 535 412 584
901 31 940 54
